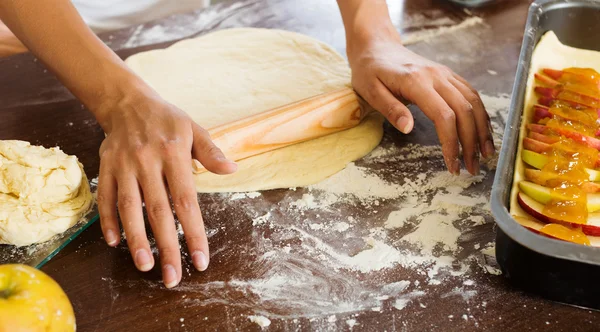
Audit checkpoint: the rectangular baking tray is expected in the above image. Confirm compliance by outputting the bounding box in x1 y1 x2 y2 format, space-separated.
490 0 600 309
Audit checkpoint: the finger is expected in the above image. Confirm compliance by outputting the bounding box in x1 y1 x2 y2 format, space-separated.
365 79 414 134
192 124 238 175
415 88 461 175
451 75 496 159
97 161 120 247
139 165 182 289
165 155 210 272
117 175 154 272
435 82 480 175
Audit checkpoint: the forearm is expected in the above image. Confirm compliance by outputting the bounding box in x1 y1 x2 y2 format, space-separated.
0 0 151 124
336 0 400 53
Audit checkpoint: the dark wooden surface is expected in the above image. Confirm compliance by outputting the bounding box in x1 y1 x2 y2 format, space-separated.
2 0 600 331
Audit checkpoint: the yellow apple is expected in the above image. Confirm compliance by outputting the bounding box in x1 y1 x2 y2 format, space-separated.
518 181 600 212
0 264 75 332
522 149 548 169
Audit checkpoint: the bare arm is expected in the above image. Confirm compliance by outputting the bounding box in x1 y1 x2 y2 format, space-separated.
0 0 237 288
337 0 495 175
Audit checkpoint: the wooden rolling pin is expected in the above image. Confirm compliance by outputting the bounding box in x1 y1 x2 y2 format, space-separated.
192 87 375 174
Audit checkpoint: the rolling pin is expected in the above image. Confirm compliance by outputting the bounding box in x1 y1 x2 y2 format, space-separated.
192 87 375 174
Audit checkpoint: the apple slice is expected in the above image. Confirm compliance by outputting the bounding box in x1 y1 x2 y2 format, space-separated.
522 150 600 181
535 103 600 126
543 68 600 87
523 137 552 154
519 181 600 212
517 192 600 236
523 137 600 167
533 105 552 123
537 96 600 115
535 87 600 108
526 123 600 150
535 73 561 87
521 149 549 169
524 169 600 193
528 132 559 144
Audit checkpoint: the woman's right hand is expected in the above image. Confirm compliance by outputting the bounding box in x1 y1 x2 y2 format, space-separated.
96 91 237 288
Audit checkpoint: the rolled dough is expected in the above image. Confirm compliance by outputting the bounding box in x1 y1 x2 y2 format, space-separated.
0 141 93 246
510 31 600 217
125 28 384 192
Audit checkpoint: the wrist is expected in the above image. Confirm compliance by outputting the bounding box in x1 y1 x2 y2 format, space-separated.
346 22 400 61
85 68 158 131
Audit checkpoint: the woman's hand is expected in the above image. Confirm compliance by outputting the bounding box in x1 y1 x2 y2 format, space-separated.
336 0 494 175
96 92 237 288
347 31 494 175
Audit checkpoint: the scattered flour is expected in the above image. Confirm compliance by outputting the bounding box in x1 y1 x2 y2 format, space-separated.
231 192 261 200
252 212 271 226
403 17 484 45
346 319 357 328
248 315 271 328
332 221 351 232
309 163 405 201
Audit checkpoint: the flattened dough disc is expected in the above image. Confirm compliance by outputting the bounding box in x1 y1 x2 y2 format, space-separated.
126 28 384 192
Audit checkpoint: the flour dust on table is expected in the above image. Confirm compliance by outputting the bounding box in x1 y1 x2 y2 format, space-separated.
103 90 510 329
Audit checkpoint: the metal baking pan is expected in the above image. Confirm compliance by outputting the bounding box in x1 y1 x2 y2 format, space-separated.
490 0 600 309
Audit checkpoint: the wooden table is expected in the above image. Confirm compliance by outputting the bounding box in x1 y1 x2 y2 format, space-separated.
2 0 599 331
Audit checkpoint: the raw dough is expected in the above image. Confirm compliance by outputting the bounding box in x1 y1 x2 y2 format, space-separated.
125 28 384 192
510 31 600 217
0 141 93 246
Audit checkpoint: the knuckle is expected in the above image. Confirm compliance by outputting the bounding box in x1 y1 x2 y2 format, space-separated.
364 81 379 100
436 109 456 124
173 194 197 213
96 193 111 205
204 144 223 157
460 102 474 116
126 234 147 247
384 104 401 123
157 245 179 257
158 137 180 154
148 202 171 219
118 194 138 209
185 234 206 245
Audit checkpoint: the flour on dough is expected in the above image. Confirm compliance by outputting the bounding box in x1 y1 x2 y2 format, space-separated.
510 31 600 217
125 28 384 192
0 141 93 246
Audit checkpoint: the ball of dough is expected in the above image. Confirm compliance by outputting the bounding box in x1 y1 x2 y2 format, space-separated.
0 141 93 246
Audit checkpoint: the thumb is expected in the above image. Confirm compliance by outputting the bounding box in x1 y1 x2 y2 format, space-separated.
366 81 414 134
191 124 238 175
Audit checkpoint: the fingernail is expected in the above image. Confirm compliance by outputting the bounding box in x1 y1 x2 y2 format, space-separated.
396 116 412 134
163 264 178 288
484 141 495 158
135 249 153 272
105 229 118 246
192 251 209 271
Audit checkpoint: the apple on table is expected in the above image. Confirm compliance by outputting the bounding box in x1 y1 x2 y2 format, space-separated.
0 264 75 332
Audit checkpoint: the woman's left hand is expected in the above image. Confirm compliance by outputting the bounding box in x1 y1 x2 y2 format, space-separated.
347 31 494 175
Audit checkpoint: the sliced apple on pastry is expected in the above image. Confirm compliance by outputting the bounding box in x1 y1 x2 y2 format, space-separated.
524 169 600 193
513 215 591 246
519 181 600 212
517 192 600 236
521 150 600 181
